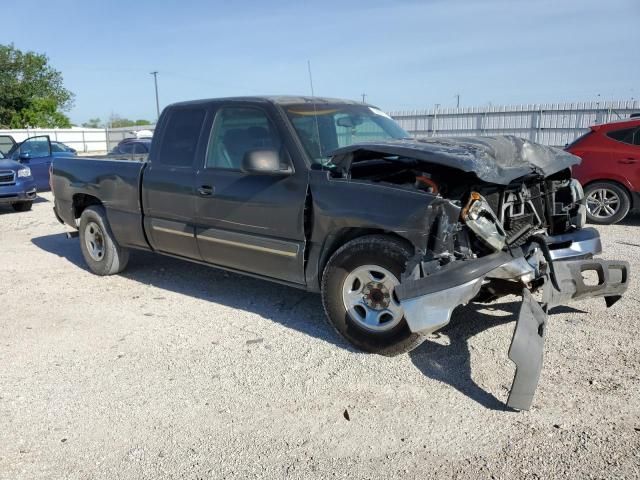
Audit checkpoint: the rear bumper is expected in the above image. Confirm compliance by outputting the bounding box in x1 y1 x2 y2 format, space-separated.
0 179 37 204
396 227 630 410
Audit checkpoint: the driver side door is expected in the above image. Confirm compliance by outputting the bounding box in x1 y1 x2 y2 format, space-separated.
194 103 308 284
12 136 52 191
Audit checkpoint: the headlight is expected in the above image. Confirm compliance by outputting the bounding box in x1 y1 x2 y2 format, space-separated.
17 167 31 178
462 192 507 251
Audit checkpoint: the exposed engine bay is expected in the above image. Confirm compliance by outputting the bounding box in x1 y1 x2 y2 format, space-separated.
340 150 586 265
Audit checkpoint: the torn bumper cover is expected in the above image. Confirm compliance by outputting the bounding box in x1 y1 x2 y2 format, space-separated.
395 239 630 411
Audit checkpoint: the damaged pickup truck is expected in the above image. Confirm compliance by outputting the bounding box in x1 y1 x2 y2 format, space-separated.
50 96 629 410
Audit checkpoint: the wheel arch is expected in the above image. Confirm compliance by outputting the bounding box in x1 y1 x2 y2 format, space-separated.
317 228 415 285
72 193 103 220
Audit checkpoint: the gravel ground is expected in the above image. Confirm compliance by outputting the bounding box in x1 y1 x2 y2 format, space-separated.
1 192 639 479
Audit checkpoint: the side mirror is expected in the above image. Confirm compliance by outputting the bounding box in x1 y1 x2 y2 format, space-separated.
19 152 31 162
242 149 292 175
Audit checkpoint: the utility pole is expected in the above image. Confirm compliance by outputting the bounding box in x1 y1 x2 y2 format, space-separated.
150 71 160 120
361 93 367 104
455 93 460 108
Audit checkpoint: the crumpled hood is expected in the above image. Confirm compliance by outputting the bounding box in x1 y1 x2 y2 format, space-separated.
0 158 22 171
329 135 581 185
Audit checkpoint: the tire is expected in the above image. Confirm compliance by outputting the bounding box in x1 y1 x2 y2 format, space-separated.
321 235 425 356
11 201 32 212
78 205 129 275
584 181 630 225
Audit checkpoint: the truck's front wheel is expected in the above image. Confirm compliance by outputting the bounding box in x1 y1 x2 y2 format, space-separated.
321 235 425 356
79 206 129 275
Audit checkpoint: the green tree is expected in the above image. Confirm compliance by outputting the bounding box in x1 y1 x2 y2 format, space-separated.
82 117 103 128
0 44 75 128
107 115 152 128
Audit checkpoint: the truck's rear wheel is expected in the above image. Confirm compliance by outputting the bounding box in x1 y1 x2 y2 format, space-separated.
321 235 425 356
79 206 129 275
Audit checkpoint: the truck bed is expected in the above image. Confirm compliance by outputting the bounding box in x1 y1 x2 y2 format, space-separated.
51 156 149 250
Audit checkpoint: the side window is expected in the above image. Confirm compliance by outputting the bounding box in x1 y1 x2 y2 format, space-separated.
0 135 15 156
335 113 390 147
133 142 148 154
607 128 635 145
17 137 51 158
206 107 282 170
118 142 135 154
634 129 640 146
157 108 207 167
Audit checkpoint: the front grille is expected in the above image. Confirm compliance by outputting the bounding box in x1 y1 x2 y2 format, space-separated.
0 170 16 185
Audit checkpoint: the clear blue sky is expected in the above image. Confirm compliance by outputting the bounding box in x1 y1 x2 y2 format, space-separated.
2 0 638 124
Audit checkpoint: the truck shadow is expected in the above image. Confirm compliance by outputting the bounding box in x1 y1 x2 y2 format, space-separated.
409 304 518 411
31 233 585 411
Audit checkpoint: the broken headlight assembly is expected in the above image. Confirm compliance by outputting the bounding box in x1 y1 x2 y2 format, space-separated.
462 192 507 251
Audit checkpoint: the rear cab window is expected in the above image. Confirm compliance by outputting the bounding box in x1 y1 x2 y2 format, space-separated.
156 107 207 167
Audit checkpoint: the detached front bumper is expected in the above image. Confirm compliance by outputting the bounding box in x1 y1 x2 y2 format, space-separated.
395 227 629 410
547 227 602 260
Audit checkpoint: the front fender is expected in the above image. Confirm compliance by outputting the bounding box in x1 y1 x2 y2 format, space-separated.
305 170 449 290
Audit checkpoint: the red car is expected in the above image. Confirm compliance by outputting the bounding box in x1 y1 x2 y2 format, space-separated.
567 117 640 224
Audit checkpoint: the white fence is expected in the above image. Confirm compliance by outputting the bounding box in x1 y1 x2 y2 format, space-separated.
390 100 640 147
0 124 156 153
0 127 108 152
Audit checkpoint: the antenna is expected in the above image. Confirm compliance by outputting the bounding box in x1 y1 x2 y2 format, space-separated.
307 60 323 159
150 71 160 120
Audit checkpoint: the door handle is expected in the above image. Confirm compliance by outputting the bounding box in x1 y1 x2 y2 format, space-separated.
618 158 637 165
197 185 214 196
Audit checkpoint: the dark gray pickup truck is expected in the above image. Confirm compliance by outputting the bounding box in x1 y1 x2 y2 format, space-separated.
51 96 630 410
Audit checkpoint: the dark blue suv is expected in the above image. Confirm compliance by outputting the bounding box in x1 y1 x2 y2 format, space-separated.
0 135 49 211
1 135 65 191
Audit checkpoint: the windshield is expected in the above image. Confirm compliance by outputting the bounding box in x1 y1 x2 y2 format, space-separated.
284 104 410 164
